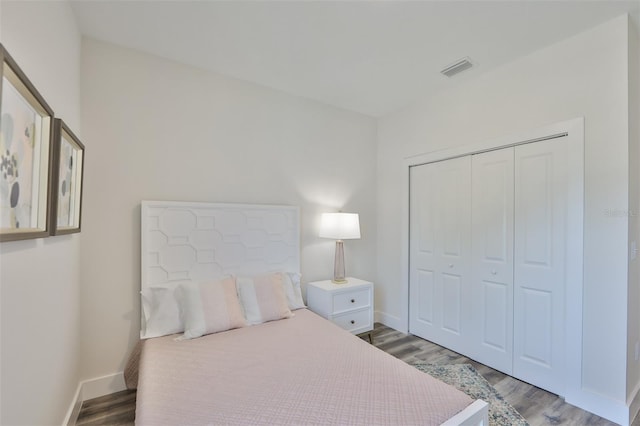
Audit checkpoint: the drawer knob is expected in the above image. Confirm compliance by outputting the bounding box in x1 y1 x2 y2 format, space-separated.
350 320 355 324
351 299 355 303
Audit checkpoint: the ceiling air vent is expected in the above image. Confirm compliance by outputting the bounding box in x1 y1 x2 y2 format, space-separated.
440 57 474 78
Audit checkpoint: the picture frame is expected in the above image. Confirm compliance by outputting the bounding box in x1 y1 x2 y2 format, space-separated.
49 119 84 235
0 44 55 242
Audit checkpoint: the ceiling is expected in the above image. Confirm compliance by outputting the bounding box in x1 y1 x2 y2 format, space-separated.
70 0 639 117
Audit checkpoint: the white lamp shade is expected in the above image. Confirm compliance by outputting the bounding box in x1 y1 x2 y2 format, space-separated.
319 213 361 240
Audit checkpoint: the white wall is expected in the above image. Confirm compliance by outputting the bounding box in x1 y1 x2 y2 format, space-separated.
79 38 377 381
377 15 631 422
0 1 82 425
628 13 640 420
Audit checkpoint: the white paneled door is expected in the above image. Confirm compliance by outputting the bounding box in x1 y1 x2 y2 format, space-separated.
409 156 471 356
409 136 570 397
513 138 567 396
471 148 514 374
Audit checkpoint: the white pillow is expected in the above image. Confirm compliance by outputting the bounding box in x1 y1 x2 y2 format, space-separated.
283 272 305 310
141 282 187 339
179 277 247 340
236 272 293 325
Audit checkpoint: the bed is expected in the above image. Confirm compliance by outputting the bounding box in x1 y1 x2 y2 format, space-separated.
134 200 489 425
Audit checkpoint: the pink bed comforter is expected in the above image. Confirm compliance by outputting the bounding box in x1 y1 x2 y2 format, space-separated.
135 309 472 425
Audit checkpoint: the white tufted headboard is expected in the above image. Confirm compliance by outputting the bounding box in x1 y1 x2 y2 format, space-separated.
141 200 300 289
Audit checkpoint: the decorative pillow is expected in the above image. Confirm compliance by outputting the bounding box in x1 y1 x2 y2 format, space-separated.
141 282 187 339
179 277 247 340
283 272 305 310
236 272 293 325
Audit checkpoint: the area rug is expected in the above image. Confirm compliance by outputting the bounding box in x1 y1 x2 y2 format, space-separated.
412 363 528 426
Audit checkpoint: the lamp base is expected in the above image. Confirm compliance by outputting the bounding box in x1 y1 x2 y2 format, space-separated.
333 240 347 283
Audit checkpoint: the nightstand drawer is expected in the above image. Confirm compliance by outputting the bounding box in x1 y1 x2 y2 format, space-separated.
306 278 374 336
333 288 370 313
332 308 372 333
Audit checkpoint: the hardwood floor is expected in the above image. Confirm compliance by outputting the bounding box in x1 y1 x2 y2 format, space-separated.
371 324 627 426
77 323 634 425
76 389 135 426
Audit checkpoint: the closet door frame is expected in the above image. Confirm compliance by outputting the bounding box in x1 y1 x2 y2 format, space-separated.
401 117 584 401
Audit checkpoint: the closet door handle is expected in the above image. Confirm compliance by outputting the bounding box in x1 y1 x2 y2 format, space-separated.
491 270 497 275
448 263 454 268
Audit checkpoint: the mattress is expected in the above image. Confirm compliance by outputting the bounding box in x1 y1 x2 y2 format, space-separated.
135 309 473 425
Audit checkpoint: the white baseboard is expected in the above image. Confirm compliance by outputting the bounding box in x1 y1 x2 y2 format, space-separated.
629 382 640 426
566 388 630 426
374 311 406 332
62 383 83 426
82 372 127 400
62 372 126 425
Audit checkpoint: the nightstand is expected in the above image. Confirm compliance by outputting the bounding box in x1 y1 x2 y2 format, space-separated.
306 278 373 340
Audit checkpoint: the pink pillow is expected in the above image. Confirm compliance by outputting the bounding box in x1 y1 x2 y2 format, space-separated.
236 272 293 325
179 277 247 339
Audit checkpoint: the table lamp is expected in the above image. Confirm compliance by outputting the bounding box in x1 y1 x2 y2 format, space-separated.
319 212 360 284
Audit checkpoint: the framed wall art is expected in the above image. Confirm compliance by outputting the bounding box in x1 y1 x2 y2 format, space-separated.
0 44 55 242
50 119 84 235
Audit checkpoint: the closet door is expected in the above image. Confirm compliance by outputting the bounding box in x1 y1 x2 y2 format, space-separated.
409 156 472 355
471 148 514 374
513 138 567 396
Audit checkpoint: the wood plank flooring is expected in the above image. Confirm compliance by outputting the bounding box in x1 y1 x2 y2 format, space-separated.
76 323 635 425
76 390 136 426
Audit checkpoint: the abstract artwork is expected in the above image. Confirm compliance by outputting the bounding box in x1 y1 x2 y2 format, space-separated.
50 119 84 235
0 44 54 242
57 136 74 226
0 79 37 228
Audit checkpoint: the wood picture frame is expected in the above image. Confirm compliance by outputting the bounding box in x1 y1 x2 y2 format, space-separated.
0 44 55 242
50 119 84 235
